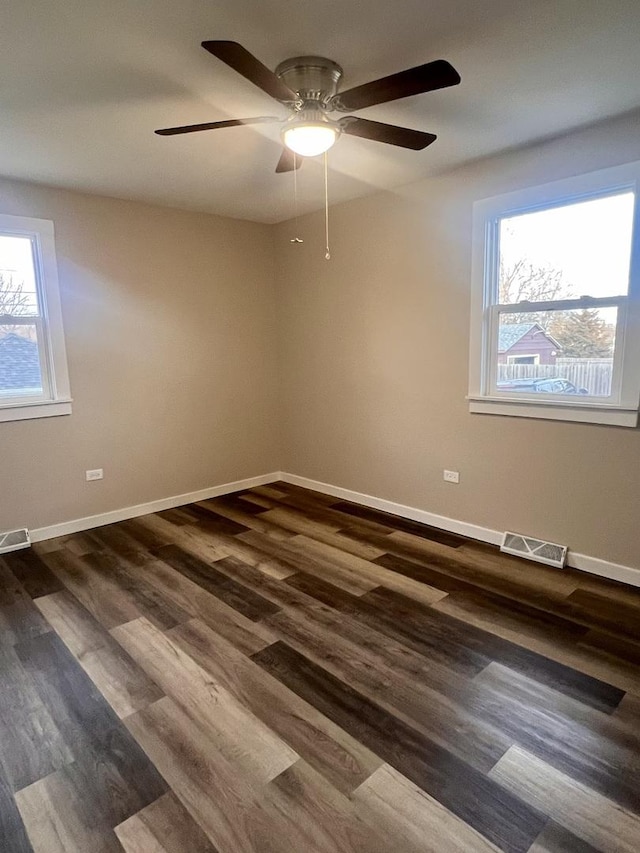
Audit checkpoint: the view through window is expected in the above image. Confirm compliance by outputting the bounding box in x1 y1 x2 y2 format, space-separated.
0 233 44 399
494 192 634 399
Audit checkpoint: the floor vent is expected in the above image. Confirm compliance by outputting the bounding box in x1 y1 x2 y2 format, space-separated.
0 528 31 555
500 531 567 569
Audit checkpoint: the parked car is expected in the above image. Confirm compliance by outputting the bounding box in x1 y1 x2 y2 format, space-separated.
496 378 589 394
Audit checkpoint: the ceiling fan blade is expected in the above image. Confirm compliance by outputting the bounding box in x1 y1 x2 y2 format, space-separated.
340 117 436 150
202 41 297 102
275 148 303 173
331 59 460 112
155 116 279 136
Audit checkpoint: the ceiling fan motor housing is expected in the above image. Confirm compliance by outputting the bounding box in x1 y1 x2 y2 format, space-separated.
275 56 343 107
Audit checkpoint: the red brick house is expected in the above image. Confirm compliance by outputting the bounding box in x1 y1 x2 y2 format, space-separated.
498 322 562 365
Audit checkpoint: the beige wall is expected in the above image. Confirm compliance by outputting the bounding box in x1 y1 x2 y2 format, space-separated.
2 111 639 567
0 179 280 532
275 111 640 568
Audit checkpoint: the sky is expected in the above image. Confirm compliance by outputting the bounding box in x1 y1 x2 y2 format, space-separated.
0 235 38 315
499 191 634 300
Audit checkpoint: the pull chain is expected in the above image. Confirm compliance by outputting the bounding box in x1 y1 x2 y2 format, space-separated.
290 152 303 244
324 151 330 260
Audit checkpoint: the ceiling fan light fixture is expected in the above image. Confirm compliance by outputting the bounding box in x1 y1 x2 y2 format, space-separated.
282 111 340 157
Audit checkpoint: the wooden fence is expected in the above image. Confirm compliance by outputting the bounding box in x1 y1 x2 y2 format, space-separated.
497 359 613 396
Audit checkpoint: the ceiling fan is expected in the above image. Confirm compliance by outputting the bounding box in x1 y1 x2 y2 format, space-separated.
155 41 461 172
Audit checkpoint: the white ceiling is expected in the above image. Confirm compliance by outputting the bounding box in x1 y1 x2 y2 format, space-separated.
2 0 640 223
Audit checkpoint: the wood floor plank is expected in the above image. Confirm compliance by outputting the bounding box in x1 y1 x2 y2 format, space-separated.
82 550 191 631
35 590 108 658
561 587 640 642
1 551 64 600
489 746 640 853
238 492 276 510
252 641 547 853
0 761 35 853
0 644 73 791
238 531 379 596
4 483 640 853
344 528 580 607
112 617 297 784
131 556 277 655
36 589 165 717
180 502 250 536
378 552 590 641
15 765 123 853
115 791 219 853
355 585 624 712
431 587 640 695
41 549 142 630
471 662 640 812
83 523 151 558
331 500 468 547
209 493 272 515
0 562 52 646
14 631 168 825
614 691 640 726
263 608 511 774
252 492 397 535
197 500 296 541
288 534 448 605
126 696 263 852
167 618 384 794
527 822 602 853
353 763 502 853
259 506 388 560
138 511 297 580
154 543 281 621
256 758 388 853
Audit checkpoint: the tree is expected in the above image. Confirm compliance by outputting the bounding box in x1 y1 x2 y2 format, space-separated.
498 259 573 325
0 273 31 316
499 258 569 304
0 274 34 340
548 309 615 358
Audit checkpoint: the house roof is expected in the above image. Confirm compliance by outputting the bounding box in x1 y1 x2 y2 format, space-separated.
498 322 562 353
0 333 41 392
498 323 536 352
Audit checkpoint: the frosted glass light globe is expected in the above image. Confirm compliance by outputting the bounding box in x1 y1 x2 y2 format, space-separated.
283 124 338 157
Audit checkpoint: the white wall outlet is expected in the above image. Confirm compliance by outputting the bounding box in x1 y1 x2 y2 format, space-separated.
443 469 460 484
86 468 104 481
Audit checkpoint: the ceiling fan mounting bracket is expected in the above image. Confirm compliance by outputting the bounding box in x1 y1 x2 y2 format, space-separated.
275 56 343 107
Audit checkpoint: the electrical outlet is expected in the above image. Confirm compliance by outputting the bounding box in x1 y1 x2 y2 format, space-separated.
443 469 460 484
86 469 103 482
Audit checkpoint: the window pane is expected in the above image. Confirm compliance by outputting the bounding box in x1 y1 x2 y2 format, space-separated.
496 308 617 397
499 192 634 303
0 325 43 396
0 234 39 316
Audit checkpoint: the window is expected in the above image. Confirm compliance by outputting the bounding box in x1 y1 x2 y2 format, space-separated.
0 214 71 422
469 162 640 427
507 355 540 365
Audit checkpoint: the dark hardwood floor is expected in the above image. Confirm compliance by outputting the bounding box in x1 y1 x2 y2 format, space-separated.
1 480 640 852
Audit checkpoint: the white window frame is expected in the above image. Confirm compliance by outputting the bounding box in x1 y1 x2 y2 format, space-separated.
469 161 640 428
0 214 72 422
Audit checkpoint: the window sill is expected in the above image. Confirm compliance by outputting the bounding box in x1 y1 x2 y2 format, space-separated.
0 398 73 423
467 396 638 427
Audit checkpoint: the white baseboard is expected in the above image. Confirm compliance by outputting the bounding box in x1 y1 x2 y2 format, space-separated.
29 472 281 543
28 467 640 590
280 472 640 589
